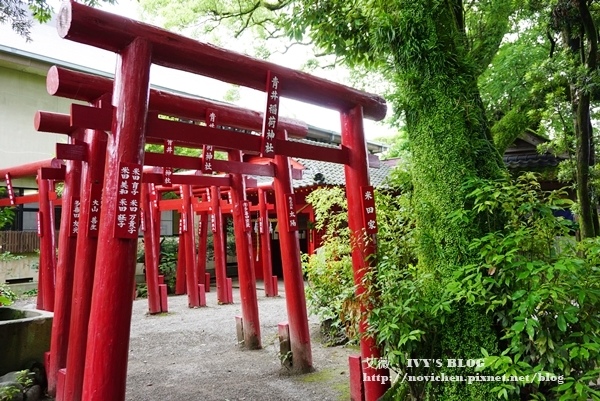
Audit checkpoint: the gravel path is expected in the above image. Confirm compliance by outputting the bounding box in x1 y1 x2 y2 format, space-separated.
125 283 354 401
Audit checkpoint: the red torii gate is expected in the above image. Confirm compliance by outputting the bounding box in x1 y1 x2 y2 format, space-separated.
36 103 294 400
39 2 390 401
0 159 63 311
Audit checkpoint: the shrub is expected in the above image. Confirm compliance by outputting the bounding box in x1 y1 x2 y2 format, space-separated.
371 172 600 401
302 187 359 345
158 237 179 293
0 283 17 306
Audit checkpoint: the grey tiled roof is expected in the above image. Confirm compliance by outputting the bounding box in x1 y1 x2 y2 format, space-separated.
293 158 392 189
503 154 563 170
252 138 394 189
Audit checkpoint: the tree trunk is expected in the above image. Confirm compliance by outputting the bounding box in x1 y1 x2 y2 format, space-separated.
393 2 507 399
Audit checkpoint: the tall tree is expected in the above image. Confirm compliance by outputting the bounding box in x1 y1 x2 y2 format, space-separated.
550 0 599 238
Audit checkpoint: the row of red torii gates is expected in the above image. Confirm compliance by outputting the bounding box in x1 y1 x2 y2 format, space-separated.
0 3 390 401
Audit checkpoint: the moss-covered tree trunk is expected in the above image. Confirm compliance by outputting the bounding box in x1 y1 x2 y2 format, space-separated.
391 1 508 399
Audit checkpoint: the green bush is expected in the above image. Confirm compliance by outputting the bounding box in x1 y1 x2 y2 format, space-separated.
371 172 600 401
0 283 17 306
159 237 179 293
302 187 359 345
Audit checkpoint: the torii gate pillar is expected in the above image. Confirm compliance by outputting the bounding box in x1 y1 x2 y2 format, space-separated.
229 150 261 349
341 105 390 400
63 128 107 401
258 188 275 297
272 133 312 373
36 177 56 311
81 38 152 401
48 140 82 396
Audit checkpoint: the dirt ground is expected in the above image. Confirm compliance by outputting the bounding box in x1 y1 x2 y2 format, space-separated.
14 282 356 401
125 283 356 401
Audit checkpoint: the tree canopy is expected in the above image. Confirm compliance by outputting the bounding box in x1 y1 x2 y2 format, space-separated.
1 0 115 40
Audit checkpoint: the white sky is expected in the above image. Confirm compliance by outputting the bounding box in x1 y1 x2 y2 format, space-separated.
1 0 396 141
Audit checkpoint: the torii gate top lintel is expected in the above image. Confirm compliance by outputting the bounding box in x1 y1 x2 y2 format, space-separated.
57 1 386 121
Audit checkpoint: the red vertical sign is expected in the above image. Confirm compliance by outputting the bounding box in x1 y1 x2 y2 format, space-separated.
114 162 143 239
163 139 174 186
88 183 102 237
285 193 298 232
210 213 217 233
207 188 217 233
69 196 81 237
37 212 43 237
150 184 158 209
242 201 251 232
180 188 188 233
261 71 280 158
202 109 217 173
5 173 15 206
361 186 377 234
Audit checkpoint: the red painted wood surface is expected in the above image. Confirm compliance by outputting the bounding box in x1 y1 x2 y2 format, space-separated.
228 150 261 349
196 212 208 293
48 139 83 396
348 355 365 401
36 177 56 311
272 132 312 373
47 66 309 138
56 2 386 120
181 185 200 307
81 38 152 401
71 104 113 132
275 139 348 164
210 186 228 304
63 128 107 401
39 166 66 181
0 193 41 207
198 284 206 307
260 71 279 158
56 143 87 162
143 152 276 177
144 172 231 188
258 189 274 297
141 183 161 314
146 114 261 153
0 159 62 179
341 105 389 401
113 162 143 239
146 115 349 165
34 111 73 135
159 284 168 312
175 220 186 295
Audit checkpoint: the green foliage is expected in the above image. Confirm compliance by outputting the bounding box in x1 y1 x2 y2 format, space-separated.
14 370 33 388
0 187 15 230
0 252 25 262
302 187 359 345
21 288 38 298
0 369 34 401
0 384 21 401
136 283 148 298
0 283 17 306
374 130 410 161
1 0 116 40
158 237 179 293
449 174 600 400
372 172 600 400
